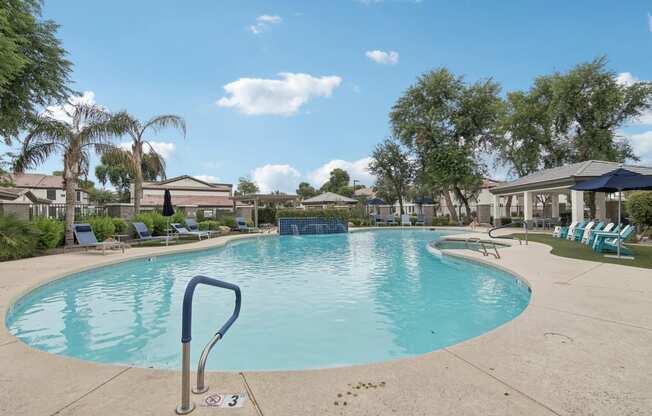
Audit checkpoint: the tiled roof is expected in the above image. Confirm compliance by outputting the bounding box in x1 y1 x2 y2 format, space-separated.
303 192 358 204
11 173 64 189
142 175 232 191
0 187 51 203
491 160 652 193
141 195 233 207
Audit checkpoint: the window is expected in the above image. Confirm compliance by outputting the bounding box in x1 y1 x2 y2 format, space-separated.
76 191 81 202
46 189 56 200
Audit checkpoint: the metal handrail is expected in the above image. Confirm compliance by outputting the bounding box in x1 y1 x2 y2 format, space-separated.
176 276 242 415
488 220 528 246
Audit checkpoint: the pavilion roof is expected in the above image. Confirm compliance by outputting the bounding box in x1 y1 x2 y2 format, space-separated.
490 160 652 195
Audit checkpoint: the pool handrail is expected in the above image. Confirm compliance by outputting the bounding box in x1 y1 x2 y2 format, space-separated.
176 275 241 415
488 220 528 245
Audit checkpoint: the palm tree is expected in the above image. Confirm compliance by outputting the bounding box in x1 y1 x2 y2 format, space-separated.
122 115 186 214
13 103 130 246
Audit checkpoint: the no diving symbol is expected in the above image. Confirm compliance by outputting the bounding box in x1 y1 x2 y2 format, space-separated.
205 394 223 407
203 393 247 408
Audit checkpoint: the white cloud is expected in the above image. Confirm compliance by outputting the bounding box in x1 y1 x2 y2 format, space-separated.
616 72 652 125
192 175 221 183
44 91 98 124
252 164 301 193
217 72 342 116
118 141 176 160
248 14 282 35
308 157 375 187
365 50 399 65
628 130 652 165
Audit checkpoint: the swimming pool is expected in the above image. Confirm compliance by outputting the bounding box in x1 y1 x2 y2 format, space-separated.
6 229 530 371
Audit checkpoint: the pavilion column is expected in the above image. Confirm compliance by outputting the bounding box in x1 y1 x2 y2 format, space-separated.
523 191 534 222
550 194 560 218
594 192 606 220
254 198 258 227
492 194 501 226
571 190 584 223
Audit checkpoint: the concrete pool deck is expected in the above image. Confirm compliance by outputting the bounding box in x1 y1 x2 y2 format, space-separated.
1 228 651 415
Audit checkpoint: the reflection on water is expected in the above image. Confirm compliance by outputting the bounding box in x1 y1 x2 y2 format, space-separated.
7 229 530 371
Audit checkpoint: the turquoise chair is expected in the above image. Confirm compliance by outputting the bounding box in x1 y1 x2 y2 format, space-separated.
588 222 613 247
582 222 605 244
574 220 594 241
564 221 585 240
592 225 635 255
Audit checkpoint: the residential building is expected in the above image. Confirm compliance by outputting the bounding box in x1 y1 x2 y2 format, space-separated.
131 175 234 218
7 173 89 204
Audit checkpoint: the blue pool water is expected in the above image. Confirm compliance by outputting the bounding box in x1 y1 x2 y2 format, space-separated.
6 229 530 371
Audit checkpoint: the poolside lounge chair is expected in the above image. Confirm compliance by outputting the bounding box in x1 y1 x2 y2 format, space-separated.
582 221 604 244
552 222 573 238
592 224 635 256
574 220 595 241
579 221 599 244
400 214 411 226
386 215 397 226
171 223 211 240
72 223 126 254
566 220 586 240
415 214 425 226
236 217 257 233
132 222 174 244
186 218 219 237
374 215 385 226
587 222 612 246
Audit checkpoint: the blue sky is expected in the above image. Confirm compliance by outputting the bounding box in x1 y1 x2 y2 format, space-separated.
8 0 652 192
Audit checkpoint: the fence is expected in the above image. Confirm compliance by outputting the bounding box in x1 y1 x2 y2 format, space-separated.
29 203 108 220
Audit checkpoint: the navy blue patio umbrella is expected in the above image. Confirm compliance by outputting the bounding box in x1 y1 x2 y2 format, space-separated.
571 168 652 257
366 198 386 205
162 190 174 245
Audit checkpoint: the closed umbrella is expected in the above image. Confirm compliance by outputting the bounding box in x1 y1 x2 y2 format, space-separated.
162 190 174 246
571 167 652 257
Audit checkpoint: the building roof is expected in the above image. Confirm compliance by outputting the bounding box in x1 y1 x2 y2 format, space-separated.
11 173 65 189
302 192 358 204
232 193 298 202
0 187 51 204
141 195 233 207
490 160 652 194
354 187 375 197
142 175 232 192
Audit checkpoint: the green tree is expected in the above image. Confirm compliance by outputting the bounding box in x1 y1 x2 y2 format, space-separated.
95 150 165 202
236 176 259 195
13 100 130 245
296 182 317 199
390 68 502 220
369 138 414 214
119 114 186 213
551 57 650 163
319 168 353 196
0 0 72 142
87 187 117 204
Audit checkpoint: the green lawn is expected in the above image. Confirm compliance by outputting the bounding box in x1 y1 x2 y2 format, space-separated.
507 233 652 270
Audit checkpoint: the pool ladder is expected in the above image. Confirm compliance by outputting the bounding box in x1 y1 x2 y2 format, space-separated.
464 237 501 259
488 220 529 246
176 276 242 415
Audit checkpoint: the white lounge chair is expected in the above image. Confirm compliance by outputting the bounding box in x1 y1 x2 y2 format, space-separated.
400 214 411 226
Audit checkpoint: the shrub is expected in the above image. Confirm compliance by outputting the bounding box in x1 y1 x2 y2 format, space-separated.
626 191 652 226
257 207 276 224
198 220 221 231
0 215 41 261
170 212 187 227
431 216 453 226
86 216 115 241
112 217 128 234
33 217 64 249
219 216 237 229
134 213 154 234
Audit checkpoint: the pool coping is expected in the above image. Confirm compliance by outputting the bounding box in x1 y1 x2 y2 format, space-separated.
1 227 651 415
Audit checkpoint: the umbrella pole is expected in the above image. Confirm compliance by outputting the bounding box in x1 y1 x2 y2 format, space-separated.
617 190 621 258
